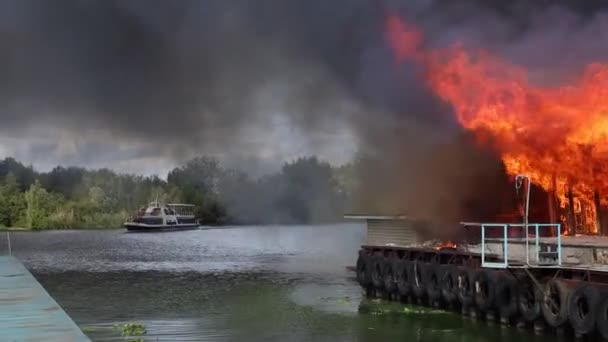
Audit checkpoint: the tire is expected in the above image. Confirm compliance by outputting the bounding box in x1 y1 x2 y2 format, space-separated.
457 267 474 307
518 277 542 322
596 292 608 340
423 263 442 302
440 265 458 304
409 260 426 298
568 282 600 336
356 253 371 287
472 269 497 312
383 257 398 294
542 279 570 328
396 260 411 297
494 272 519 319
371 255 385 290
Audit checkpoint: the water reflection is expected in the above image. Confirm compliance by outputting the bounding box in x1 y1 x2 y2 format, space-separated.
4 225 555 341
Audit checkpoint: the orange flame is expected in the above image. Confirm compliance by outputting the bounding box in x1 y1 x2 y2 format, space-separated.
435 241 457 250
385 13 607 234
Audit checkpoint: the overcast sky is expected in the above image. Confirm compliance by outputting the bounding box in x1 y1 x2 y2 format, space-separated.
0 0 374 176
2 0 608 177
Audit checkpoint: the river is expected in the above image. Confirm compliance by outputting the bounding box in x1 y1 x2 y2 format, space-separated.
3 224 555 341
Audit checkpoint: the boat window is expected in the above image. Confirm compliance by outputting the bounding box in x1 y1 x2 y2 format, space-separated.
151 208 161 216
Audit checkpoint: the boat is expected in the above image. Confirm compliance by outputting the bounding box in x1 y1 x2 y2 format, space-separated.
124 202 199 232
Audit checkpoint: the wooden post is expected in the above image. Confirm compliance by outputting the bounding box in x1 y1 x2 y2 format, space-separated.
581 201 588 234
547 175 558 237
595 190 603 236
547 191 557 223
567 186 577 236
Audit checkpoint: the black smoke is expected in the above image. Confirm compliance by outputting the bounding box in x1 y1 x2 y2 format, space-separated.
1 0 608 223
350 0 608 226
0 0 377 168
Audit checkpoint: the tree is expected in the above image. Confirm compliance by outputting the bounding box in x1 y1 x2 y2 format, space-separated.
0 173 26 227
23 181 63 229
0 158 35 191
168 156 224 223
40 166 85 198
277 157 341 223
168 156 221 195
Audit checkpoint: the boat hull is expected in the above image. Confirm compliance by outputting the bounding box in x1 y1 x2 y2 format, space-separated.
124 223 200 232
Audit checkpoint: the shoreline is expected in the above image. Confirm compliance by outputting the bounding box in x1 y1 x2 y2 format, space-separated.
0 227 31 232
0 221 359 232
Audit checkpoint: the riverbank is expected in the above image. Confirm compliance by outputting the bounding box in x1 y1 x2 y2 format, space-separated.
0 226 122 232
0 226 30 231
0 221 351 232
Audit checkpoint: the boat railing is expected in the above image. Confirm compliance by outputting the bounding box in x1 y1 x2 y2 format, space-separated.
461 222 562 269
167 204 195 216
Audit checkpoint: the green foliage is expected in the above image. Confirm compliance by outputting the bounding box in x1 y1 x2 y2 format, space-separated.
23 181 64 229
113 322 146 337
0 158 35 191
0 174 26 227
0 155 355 228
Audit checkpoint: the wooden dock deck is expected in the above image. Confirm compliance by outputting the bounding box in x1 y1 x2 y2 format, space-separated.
0 256 89 342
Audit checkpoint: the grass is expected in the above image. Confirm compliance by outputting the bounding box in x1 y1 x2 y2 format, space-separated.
113 322 147 337
81 327 96 333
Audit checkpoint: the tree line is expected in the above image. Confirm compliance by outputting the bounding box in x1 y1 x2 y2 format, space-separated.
0 156 356 229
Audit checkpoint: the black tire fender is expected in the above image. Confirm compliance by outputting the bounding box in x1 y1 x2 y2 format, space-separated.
472 269 497 312
494 272 519 319
440 265 458 304
370 255 385 290
456 267 474 307
423 262 442 301
596 291 608 340
517 276 542 322
568 282 600 336
409 260 426 298
356 252 371 287
382 257 398 294
541 279 570 328
396 260 411 297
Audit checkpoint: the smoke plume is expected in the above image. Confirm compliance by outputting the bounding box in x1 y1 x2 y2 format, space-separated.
1 1 608 223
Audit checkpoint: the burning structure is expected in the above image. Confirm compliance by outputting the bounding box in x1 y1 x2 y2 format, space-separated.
348 6 608 339
384 10 608 236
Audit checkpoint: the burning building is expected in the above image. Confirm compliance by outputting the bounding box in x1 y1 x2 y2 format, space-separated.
384 11 608 236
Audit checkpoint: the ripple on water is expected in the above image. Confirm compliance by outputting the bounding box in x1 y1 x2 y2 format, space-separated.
5 225 556 342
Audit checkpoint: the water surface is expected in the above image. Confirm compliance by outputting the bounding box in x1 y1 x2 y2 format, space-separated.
3 224 555 341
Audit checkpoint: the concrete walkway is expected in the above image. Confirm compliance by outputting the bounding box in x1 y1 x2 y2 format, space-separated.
0 256 89 342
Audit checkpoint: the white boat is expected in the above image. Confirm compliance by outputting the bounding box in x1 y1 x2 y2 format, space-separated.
124 202 199 232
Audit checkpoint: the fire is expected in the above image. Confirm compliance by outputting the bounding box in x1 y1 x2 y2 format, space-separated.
385 13 608 235
435 241 457 250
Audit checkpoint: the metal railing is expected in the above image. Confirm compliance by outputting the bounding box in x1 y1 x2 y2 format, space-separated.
466 222 562 269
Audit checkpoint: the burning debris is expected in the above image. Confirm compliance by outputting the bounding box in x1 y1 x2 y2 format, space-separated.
385 11 608 236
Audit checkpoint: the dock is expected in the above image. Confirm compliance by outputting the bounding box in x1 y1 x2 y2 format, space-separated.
0 256 90 342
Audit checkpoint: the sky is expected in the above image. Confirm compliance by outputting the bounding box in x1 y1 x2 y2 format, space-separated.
0 0 371 176
2 0 608 178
